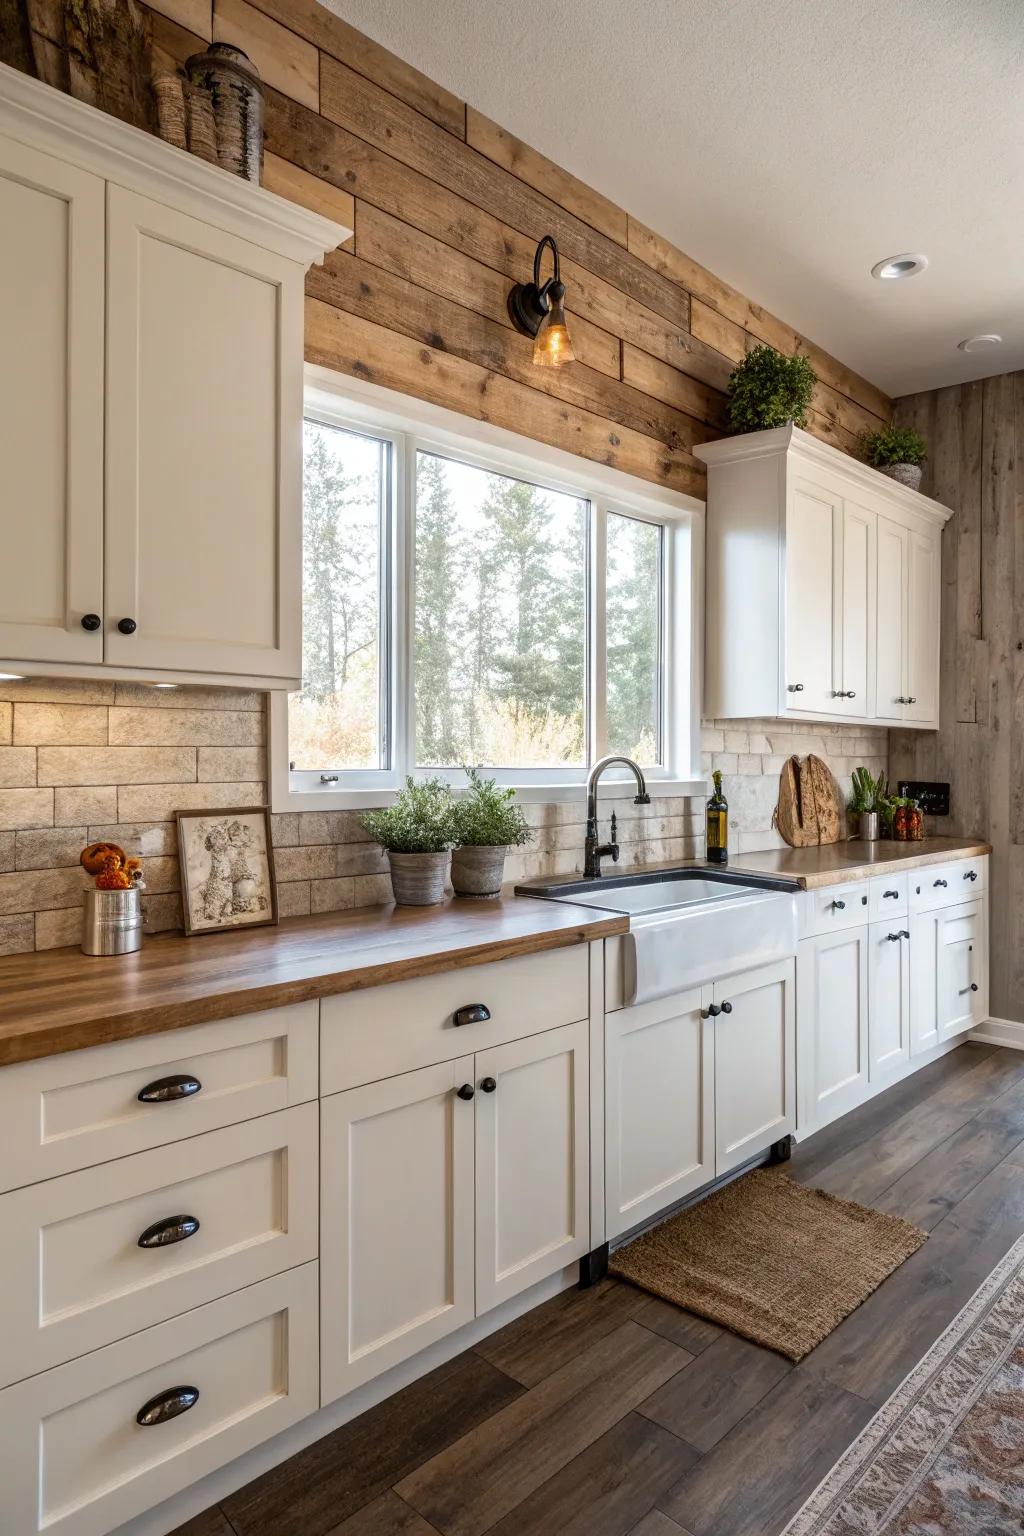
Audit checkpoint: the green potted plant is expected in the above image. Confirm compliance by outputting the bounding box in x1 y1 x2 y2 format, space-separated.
362 777 458 906
450 768 533 898
726 344 817 434
849 766 887 841
861 425 927 491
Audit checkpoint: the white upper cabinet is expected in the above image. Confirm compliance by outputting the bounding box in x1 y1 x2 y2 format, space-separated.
698 425 952 730
0 64 349 687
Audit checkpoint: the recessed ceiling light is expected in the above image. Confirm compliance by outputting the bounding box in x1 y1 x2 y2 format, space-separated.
871 253 929 280
958 334 1002 353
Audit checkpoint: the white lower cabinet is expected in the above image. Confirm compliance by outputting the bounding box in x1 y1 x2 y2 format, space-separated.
0 1263 319 1536
868 921 911 1081
797 926 869 1130
714 959 796 1177
937 900 988 1039
605 986 715 1240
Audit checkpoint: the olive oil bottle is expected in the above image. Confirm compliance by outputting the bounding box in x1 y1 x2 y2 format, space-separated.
706 769 729 864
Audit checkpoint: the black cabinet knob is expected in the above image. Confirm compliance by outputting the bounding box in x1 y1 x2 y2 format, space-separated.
138 1214 200 1249
970 983 979 993
719 1000 732 1014
480 1077 497 1093
703 1004 721 1018
787 683 804 693
964 870 978 881
907 697 917 705
886 932 901 942
80 613 101 631
831 899 846 911
901 929 910 939
136 1386 199 1427
137 1074 201 1104
456 1083 475 1101
453 1003 491 1027
117 617 137 635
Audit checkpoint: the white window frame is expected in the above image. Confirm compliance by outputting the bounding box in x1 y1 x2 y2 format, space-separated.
270 365 705 810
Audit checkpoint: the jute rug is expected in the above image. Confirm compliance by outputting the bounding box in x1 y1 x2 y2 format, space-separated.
783 1228 1024 1534
609 1168 926 1361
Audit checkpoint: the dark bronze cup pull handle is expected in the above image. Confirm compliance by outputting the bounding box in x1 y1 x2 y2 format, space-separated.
453 1004 491 1027
883 889 899 899
933 878 948 888
138 1215 200 1249
136 1385 199 1426
964 870 978 881
137 1074 202 1104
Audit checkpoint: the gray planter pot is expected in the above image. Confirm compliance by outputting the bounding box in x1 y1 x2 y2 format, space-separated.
386 850 450 906
451 844 509 899
858 810 880 841
877 462 923 491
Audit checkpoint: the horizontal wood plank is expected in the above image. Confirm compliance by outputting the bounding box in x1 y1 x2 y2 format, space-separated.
263 152 354 237
622 344 728 430
212 0 319 111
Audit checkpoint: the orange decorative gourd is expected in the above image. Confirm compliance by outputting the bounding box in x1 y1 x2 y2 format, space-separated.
95 852 132 889
81 841 127 877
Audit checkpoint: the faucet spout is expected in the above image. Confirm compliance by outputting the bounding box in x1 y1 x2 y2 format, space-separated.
583 755 650 878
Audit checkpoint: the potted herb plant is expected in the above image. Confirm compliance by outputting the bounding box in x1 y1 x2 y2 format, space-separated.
727 344 817 434
861 426 927 491
849 766 887 841
450 768 533 898
362 776 458 906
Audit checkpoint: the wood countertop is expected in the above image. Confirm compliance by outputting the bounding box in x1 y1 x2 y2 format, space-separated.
719 837 991 889
0 896 626 1068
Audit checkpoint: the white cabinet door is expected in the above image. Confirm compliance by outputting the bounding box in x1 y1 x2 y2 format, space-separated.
869 921 911 1080
906 527 940 725
714 959 795 1176
910 908 941 1056
797 928 869 1134
605 987 714 1241
320 1059 475 1404
475 1020 589 1313
784 479 838 713
104 186 302 680
835 499 876 715
0 134 104 665
937 900 987 1039
875 514 907 722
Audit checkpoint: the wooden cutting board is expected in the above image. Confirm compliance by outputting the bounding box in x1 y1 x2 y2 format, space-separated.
774 754 844 847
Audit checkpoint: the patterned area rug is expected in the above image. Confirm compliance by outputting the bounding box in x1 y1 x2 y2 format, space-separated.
783 1230 1024 1534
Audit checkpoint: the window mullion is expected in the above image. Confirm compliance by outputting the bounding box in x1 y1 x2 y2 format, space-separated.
590 501 608 765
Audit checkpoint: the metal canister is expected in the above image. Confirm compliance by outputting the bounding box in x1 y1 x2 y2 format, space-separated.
81 887 144 957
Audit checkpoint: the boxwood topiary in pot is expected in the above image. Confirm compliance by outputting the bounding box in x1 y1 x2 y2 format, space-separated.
861 425 928 491
451 768 533 898
726 344 817 434
362 776 458 906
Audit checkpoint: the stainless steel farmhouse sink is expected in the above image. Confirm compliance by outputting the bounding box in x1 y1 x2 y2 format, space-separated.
518 867 800 1005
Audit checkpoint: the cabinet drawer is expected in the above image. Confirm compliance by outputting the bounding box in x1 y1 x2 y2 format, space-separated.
0 1263 318 1536
0 1001 318 1192
909 857 987 911
869 873 908 922
800 882 870 938
320 946 589 1093
0 1104 317 1388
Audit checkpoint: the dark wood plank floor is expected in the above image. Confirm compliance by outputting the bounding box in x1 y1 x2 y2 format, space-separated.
173 1042 1024 1536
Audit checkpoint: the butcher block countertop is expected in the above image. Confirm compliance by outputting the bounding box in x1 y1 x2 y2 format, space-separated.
0 896 626 1068
722 836 991 889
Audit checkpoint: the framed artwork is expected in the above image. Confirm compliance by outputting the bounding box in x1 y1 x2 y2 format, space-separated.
175 806 278 936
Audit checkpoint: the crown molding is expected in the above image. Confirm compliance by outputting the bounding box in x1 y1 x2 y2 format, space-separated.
0 62 350 266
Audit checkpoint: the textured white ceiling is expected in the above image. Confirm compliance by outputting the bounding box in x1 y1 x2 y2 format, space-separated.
323 0 1024 398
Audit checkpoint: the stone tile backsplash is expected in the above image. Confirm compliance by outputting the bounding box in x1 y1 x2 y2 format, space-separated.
0 679 887 953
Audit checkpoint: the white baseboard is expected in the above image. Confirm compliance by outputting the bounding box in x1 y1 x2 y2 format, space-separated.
970 1017 1024 1051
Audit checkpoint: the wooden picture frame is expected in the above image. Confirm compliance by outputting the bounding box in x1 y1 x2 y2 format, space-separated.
175 805 278 937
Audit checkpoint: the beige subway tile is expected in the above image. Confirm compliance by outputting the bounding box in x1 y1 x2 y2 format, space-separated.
0 914 34 954
117 781 264 822
271 813 299 847
0 680 114 705
351 872 393 908
722 774 780 835
109 709 263 747
0 831 13 872
700 725 725 752
55 786 118 825
34 907 82 950
0 702 10 743
736 754 763 774
15 827 88 870
87 822 178 857
13 703 108 746
273 844 339 882
112 684 264 711
335 843 391 877
197 746 267 781
723 730 750 753
747 732 771 754
213 0 319 109
711 752 738 774
0 788 53 831
38 747 196 787
277 880 311 918
310 877 356 914
135 856 181 895
141 891 185 934
0 747 37 787
298 810 370 845
0 865 85 914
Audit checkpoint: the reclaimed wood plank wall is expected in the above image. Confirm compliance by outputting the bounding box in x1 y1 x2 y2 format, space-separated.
890 374 1024 1021
8 0 893 500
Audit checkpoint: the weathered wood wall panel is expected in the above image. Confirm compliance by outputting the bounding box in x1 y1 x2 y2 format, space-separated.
5 0 893 497
890 373 1024 1020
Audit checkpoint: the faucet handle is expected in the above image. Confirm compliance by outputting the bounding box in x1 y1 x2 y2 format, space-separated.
634 792 651 806
610 810 617 843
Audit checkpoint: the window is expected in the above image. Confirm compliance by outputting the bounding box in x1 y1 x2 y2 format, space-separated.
274 374 701 807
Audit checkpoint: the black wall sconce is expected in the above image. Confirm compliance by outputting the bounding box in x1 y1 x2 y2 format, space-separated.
507 234 575 368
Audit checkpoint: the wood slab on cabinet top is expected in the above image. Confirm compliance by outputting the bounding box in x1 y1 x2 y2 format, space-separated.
0 897 625 1067
722 837 991 889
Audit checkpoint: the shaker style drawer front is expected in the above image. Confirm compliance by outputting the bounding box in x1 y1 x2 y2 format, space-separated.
909 857 988 912
320 946 589 1094
0 1001 318 1192
868 873 908 923
0 1104 318 1388
0 1263 319 1536
800 883 871 939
